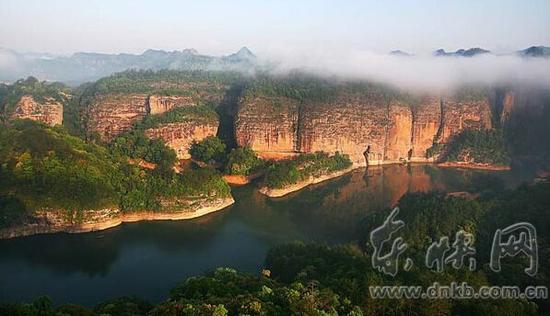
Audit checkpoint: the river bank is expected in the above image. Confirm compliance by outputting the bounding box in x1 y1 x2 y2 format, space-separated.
0 197 234 240
258 167 355 198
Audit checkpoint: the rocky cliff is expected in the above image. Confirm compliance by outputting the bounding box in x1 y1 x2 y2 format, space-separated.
410 96 441 161
84 75 228 162
86 93 149 141
145 122 218 159
235 89 494 166
438 96 492 142
11 95 63 126
234 95 300 158
147 95 195 114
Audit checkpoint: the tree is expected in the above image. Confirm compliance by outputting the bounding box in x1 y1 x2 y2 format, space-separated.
224 147 263 176
189 136 226 164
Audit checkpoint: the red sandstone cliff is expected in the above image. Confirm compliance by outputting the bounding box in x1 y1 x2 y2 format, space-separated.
86 93 149 141
144 122 218 159
234 95 300 158
235 91 494 166
85 80 226 160
11 95 63 126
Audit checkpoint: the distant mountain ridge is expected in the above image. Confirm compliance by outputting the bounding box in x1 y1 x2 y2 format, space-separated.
386 46 550 58
433 47 491 57
519 46 550 57
0 47 257 84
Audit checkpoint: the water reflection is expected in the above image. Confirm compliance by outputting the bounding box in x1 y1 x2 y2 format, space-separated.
0 164 533 305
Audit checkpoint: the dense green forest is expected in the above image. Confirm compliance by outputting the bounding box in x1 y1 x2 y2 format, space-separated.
0 120 231 228
432 129 511 165
89 69 244 95
189 137 264 176
265 152 352 189
224 147 264 176
2 182 548 315
243 72 411 104
189 136 227 165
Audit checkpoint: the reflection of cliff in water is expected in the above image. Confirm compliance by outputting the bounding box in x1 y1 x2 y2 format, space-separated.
266 164 528 243
0 164 532 305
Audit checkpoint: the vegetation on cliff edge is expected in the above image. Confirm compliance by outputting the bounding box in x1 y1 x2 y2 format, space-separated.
265 151 352 189
0 120 231 228
428 129 511 165
89 69 243 95
0 76 68 119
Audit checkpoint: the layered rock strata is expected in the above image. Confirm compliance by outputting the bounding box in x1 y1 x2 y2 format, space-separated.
11 95 63 126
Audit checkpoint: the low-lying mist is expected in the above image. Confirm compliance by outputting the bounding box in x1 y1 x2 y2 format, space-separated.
263 49 550 94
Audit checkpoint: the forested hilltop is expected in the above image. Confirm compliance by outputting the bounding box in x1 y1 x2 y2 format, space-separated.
1 182 549 315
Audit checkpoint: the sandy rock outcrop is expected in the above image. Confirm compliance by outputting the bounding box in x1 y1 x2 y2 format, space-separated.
147 95 195 115
298 93 388 166
86 93 149 141
234 95 300 157
144 122 218 159
410 96 441 161
438 96 492 142
11 95 63 126
235 90 495 166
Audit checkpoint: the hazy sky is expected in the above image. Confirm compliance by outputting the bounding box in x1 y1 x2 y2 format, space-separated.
1 0 549 56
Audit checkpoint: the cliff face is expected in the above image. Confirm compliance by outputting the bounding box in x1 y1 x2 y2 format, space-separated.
299 94 388 165
439 96 492 142
86 83 225 155
411 96 441 161
234 95 300 158
86 93 149 141
235 91 494 166
147 95 195 115
11 95 63 126
145 122 218 159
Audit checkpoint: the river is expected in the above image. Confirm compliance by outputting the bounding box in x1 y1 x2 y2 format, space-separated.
0 164 534 306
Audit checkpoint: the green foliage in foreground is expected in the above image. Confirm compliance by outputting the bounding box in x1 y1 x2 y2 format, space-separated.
442 129 511 165
0 121 230 227
0 120 121 214
1 183 548 315
224 147 264 176
189 136 227 164
265 152 352 189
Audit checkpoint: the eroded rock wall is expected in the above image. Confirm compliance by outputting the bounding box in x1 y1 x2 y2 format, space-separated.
385 100 413 162
234 95 300 157
11 95 63 126
144 122 218 159
86 93 149 141
235 90 495 166
298 94 388 165
411 96 441 161
147 95 195 115
439 96 492 143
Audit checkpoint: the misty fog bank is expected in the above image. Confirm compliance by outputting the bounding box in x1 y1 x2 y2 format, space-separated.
264 49 550 93
1 46 550 94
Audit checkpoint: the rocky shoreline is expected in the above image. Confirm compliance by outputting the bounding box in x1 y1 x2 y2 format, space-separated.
258 167 355 198
258 160 511 197
0 197 234 240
